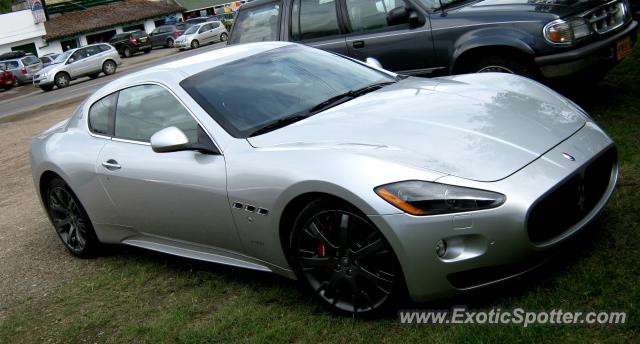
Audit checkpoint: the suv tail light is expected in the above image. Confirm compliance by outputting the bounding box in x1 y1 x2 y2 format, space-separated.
130 37 138 44
21 68 27 75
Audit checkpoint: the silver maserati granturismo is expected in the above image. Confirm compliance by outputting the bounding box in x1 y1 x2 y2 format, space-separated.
31 42 618 314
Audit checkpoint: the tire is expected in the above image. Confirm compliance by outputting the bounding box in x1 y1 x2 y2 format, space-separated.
88 73 100 79
143 48 151 54
289 197 404 316
191 40 200 49
44 177 100 258
166 38 174 48
102 60 117 75
54 72 70 89
39 84 54 92
468 55 533 78
220 32 228 42
123 46 132 58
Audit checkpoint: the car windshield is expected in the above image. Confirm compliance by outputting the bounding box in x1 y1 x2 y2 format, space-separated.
53 50 73 64
180 45 395 138
184 25 199 35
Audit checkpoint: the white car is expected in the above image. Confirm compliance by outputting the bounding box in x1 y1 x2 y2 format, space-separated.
175 21 228 50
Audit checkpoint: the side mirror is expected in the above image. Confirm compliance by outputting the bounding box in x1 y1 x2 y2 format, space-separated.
365 57 383 69
150 127 190 153
67 58 75 64
387 7 410 26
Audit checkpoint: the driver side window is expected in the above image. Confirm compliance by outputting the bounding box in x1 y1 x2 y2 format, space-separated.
114 85 200 143
345 0 408 32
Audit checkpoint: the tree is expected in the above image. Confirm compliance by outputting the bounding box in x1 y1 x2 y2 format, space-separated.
0 0 11 14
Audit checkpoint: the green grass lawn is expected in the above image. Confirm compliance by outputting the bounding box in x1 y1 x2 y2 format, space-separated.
2 47 640 343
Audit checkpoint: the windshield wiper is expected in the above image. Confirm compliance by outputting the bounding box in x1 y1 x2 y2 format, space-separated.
308 81 396 114
247 81 396 137
248 114 311 137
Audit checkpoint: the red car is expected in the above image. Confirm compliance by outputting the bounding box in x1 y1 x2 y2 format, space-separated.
0 68 14 90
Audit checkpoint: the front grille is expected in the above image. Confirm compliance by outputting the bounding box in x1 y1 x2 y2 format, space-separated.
583 1 627 34
527 148 617 244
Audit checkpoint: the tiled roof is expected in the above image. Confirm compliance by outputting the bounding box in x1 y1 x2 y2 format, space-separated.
44 0 184 40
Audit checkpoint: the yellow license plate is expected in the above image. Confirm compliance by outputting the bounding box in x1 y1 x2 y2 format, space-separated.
616 36 633 61
31 66 39 71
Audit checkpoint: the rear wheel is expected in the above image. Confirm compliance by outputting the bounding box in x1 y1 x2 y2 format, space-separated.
54 72 70 88
44 177 100 257
123 47 132 58
191 40 200 49
143 48 151 54
102 60 117 75
166 38 174 48
290 198 404 315
469 55 533 78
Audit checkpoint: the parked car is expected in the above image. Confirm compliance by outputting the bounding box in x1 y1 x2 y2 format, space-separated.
31 42 617 315
109 30 152 57
0 53 43 86
228 0 637 80
32 43 122 91
174 21 228 50
0 65 14 90
149 24 186 48
40 53 60 67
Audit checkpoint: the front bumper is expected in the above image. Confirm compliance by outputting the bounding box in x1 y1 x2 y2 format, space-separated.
175 40 191 49
32 73 54 87
535 20 638 78
369 122 617 302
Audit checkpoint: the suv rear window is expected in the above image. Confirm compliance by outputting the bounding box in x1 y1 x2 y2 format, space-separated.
132 31 147 39
291 0 341 40
229 2 280 44
110 34 128 41
22 55 40 66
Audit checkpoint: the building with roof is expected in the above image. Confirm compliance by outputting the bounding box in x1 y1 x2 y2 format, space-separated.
41 0 184 55
1 0 184 57
0 0 48 56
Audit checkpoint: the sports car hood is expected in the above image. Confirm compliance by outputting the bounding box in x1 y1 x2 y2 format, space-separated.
248 74 586 182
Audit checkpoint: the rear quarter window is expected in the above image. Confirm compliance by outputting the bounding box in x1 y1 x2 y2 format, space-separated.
22 56 40 65
229 2 280 44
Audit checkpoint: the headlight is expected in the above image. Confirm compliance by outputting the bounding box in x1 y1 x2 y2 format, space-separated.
543 18 592 45
374 181 506 216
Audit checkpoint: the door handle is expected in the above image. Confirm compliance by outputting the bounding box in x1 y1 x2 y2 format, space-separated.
101 159 121 170
353 40 365 49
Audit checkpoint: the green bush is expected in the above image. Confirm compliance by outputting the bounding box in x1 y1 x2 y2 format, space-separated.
223 19 235 32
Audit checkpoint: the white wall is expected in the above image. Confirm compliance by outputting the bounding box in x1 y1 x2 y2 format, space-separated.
143 19 156 34
0 10 47 54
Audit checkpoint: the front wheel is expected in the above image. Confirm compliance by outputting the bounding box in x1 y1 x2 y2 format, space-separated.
290 198 404 315
102 60 117 75
191 40 200 49
44 177 100 257
54 72 70 88
469 55 533 78
220 33 228 42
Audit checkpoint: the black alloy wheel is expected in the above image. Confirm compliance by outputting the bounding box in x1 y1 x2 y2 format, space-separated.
291 199 403 315
45 178 98 257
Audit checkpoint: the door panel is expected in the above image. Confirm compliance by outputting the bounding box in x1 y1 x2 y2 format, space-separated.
97 142 242 251
343 0 435 73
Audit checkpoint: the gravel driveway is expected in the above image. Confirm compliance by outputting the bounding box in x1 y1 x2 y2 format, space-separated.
0 101 92 320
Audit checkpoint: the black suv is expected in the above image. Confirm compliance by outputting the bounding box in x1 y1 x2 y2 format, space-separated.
228 0 637 79
109 30 153 57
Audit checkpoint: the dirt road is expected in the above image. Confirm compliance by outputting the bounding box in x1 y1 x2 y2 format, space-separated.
0 101 88 319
